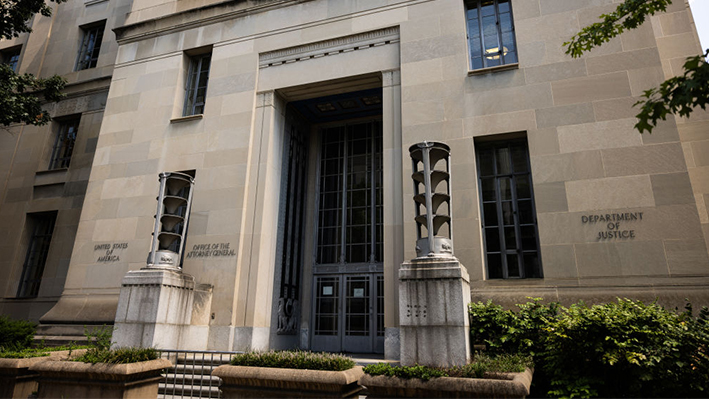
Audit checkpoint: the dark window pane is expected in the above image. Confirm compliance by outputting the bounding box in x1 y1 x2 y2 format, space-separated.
501 201 514 225
478 149 495 176
521 226 537 250
518 200 534 224
507 254 520 277
504 227 517 249
483 203 498 226
498 0 510 13
481 178 496 201
516 176 531 199
485 228 500 252
487 254 502 279
499 177 512 200
496 147 511 174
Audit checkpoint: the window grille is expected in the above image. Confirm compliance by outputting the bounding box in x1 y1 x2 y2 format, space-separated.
477 139 542 279
316 122 383 265
49 117 80 169
183 54 211 116
76 22 105 70
465 0 518 70
17 212 57 298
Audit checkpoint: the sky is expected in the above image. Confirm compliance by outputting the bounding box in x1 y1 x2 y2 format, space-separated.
689 0 709 50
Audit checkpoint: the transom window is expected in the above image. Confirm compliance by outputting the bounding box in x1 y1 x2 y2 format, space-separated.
183 53 211 116
76 22 105 71
477 139 542 279
317 121 383 265
465 0 518 70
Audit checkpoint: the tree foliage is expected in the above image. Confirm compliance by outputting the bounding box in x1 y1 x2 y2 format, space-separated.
635 49 709 133
0 0 67 127
564 0 673 58
565 0 708 133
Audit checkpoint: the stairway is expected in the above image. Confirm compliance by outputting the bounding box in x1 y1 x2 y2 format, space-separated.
158 351 236 399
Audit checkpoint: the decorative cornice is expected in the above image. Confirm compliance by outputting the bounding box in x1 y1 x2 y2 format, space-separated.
114 0 310 44
259 26 399 69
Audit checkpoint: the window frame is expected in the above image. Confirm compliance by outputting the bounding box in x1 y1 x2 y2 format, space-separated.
465 0 519 71
16 212 57 298
49 116 81 170
75 21 105 71
1 46 22 72
476 137 543 279
182 53 212 116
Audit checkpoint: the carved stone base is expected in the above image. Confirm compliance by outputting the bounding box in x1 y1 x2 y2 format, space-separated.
399 257 471 367
112 269 200 349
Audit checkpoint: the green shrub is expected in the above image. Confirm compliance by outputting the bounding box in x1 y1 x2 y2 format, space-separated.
230 350 355 371
543 299 709 398
0 343 90 359
363 354 531 381
455 353 532 378
84 325 112 351
0 316 37 351
363 363 447 381
73 347 158 364
468 298 558 357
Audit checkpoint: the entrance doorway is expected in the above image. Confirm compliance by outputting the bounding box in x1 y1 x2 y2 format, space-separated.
275 89 385 354
311 120 384 353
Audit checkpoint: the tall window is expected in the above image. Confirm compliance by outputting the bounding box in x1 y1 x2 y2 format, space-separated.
1 47 21 72
477 139 542 279
49 117 80 169
17 212 57 298
183 53 211 116
317 122 383 265
75 22 105 71
465 0 518 70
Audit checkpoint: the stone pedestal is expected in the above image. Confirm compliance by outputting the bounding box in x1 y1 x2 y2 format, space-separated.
399 257 471 367
112 269 202 349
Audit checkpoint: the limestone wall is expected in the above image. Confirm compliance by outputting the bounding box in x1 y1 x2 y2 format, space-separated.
2 0 708 353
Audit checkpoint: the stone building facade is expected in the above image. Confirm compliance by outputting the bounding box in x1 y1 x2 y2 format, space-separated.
1 0 708 359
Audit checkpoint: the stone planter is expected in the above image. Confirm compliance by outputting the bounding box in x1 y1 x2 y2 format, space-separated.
29 358 171 399
0 350 84 399
360 368 533 398
212 365 364 398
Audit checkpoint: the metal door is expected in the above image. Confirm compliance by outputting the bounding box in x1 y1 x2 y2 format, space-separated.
312 273 383 353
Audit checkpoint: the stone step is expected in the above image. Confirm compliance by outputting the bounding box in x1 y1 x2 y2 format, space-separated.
159 382 220 398
162 372 221 385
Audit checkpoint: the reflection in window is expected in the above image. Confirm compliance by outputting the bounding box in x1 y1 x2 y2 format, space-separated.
465 0 518 70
